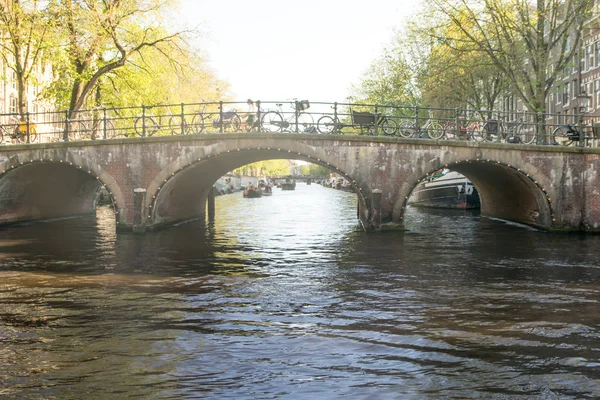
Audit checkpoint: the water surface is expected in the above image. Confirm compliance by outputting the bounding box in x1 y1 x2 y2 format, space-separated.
0 183 599 399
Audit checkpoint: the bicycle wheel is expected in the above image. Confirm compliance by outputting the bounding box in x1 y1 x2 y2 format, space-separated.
261 111 283 133
28 128 38 143
190 112 206 134
317 115 336 134
442 122 457 139
134 116 159 136
397 120 415 138
223 114 241 132
426 122 443 139
170 115 190 135
480 121 496 142
381 118 397 136
67 120 86 141
296 112 314 133
519 125 535 144
468 122 484 142
102 119 117 139
552 126 574 146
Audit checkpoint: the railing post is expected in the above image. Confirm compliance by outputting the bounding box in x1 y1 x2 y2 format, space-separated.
294 100 299 133
102 107 107 139
455 108 460 139
219 101 224 134
64 110 70 142
374 105 379 135
25 111 31 143
334 102 338 133
537 112 545 145
415 106 420 137
257 100 261 133
141 105 147 137
180 103 185 135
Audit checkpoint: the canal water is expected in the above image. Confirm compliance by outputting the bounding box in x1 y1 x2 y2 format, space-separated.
0 183 599 399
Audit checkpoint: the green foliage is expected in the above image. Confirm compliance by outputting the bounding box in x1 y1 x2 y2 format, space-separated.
38 0 230 114
0 0 57 117
428 0 595 113
349 29 422 107
233 160 291 177
3 0 229 116
299 163 330 177
351 0 594 119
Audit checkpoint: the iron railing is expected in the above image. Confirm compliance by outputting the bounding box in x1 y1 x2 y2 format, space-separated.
0 100 596 147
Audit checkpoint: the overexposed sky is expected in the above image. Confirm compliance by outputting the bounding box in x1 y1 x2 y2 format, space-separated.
179 0 418 102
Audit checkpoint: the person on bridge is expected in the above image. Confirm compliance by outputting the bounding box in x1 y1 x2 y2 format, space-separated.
242 99 257 132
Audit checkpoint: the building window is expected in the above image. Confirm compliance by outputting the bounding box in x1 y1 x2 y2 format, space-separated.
9 97 17 114
11 71 16 90
595 42 600 67
586 45 591 70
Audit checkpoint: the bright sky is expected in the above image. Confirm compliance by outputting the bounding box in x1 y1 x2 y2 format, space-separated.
179 0 419 102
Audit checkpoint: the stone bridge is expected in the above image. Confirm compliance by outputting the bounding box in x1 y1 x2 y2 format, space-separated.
0 134 599 233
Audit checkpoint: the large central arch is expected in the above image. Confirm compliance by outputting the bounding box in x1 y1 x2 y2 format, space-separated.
146 147 370 230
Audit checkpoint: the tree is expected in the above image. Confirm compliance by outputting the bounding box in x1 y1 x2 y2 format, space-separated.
78 45 230 109
350 11 509 115
428 0 595 139
414 8 510 111
234 160 291 178
49 0 194 116
0 0 54 119
349 29 423 107
299 163 330 177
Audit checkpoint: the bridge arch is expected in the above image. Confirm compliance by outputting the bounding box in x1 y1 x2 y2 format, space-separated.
0 155 123 226
146 145 370 230
396 159 554 229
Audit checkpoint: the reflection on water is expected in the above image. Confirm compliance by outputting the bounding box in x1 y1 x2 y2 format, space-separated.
0 184 599 399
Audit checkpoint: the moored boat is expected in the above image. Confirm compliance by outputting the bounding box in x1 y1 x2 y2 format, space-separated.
281 179 296 190
243 187 262 198
409 169 480 209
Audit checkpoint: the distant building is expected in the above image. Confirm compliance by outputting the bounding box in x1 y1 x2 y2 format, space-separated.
0 56 57 142
496 4 600 131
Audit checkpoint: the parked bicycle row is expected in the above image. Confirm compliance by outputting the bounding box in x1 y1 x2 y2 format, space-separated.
0 100 595 147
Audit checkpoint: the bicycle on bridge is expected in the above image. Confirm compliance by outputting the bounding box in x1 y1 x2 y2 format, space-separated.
396 110 444 139
480 113 535 144
67 109 117 141
550 123 599 146
261 100 314 133
0 118 38 144
441 112 485 141
316 104 397 135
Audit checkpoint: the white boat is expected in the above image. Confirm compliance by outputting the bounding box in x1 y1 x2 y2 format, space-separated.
409 169 480 209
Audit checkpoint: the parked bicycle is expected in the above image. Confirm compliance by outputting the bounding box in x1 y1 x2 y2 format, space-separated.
397 110 443 139
317 106 396 135
481 115 535 144
261 100 314 133
442 114 485 141
551 124 587 146
133 105 190 136
67 110 116 141
0 120 38 143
